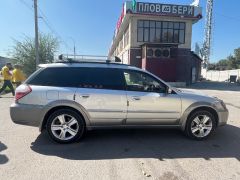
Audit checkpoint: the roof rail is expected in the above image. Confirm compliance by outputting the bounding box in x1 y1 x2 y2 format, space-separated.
57 54 123 64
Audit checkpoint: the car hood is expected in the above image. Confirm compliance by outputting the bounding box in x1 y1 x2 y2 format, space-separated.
176 89 217 102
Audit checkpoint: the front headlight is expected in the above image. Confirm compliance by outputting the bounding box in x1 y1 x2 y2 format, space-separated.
213 100 227 111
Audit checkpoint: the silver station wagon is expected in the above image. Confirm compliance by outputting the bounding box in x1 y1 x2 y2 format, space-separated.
10 61 229 143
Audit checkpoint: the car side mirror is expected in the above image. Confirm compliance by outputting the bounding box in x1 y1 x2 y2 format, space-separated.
166 87 173 94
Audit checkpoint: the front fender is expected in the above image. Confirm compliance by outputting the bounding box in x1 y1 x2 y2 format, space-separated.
179 101 219 131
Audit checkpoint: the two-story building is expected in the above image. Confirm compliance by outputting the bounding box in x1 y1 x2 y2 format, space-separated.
108 1 203 86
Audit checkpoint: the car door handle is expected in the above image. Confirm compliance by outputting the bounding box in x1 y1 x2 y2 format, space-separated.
132 96 141 101
80 94 90 98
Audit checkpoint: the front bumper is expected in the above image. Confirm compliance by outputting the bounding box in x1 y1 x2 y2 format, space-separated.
217 109 229 126
10 103 44 127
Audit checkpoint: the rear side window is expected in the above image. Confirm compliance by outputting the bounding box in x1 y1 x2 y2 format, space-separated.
27 67 125 90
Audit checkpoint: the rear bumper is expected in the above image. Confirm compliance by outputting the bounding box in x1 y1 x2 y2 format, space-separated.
217 109 229 126
10 103 44 127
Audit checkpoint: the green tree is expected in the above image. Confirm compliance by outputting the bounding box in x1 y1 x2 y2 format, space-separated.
227 55 238 70
10 34 59 76
233 48 240 69
208 47 240 70
217 59 228 70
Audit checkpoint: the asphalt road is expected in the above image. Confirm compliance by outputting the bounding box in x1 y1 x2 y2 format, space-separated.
0 83 240 180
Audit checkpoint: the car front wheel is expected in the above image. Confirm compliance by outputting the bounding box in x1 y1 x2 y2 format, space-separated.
185 110 217 140
46 109 85 143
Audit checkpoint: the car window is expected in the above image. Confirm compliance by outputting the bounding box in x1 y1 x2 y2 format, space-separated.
123 70 166 93
27 67 79 87
28 67 125 90
78 68 125 90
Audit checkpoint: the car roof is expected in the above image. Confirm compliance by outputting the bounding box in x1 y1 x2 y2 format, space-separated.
38 62 141 71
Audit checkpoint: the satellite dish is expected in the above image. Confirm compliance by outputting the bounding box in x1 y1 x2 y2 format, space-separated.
191 0 200 7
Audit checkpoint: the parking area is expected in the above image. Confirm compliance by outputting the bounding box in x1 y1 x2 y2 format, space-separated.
0 82 240 180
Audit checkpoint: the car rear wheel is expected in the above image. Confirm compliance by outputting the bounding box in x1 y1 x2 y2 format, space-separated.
185 110 217 140
46 109 85 143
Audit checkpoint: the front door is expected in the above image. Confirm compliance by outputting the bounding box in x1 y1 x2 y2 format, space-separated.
123 70 181 125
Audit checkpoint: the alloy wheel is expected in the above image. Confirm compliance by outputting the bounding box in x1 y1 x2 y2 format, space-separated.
191 115 213 138
51 114 79 141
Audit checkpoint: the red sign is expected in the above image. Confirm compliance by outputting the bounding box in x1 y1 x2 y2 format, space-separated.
115 4 125 36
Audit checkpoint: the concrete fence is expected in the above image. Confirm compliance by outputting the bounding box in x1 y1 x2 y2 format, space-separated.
202 69 240 82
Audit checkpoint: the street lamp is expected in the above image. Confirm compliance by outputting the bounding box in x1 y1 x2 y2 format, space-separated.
68 37 76 60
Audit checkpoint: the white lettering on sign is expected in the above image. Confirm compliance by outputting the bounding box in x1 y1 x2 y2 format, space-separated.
183 6 188 14
162 5 171 13
188 6 194 15
144 4 149 11
136 2 196 17
150 4 155 12
156 4 161 12
178 6 183 14
138 3 144 12
172 6 177 14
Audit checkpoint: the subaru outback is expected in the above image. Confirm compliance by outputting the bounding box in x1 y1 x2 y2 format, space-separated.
10 61 229 143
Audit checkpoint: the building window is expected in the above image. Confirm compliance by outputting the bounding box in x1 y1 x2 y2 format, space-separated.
137 20 186 44
119 39 123 52
124 26 129 48
137 20 144 42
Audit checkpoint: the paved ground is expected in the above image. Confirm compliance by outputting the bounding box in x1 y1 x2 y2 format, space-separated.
0 82 240 180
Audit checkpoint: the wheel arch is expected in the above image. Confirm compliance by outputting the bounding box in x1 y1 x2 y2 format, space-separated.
40 101 91 132
180 104 219 131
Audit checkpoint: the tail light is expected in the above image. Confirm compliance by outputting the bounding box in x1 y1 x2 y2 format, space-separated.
15 84 32 102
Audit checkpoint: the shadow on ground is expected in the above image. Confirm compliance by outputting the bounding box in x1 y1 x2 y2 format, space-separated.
31 125 240 161
0 142 8 164
185 81 240 91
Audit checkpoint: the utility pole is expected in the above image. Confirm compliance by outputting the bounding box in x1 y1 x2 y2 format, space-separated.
202 0 214 69
34 0 39 69
68 37 76 59
74 45 76 60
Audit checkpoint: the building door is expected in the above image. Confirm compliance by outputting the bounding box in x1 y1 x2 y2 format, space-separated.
192 67 196 83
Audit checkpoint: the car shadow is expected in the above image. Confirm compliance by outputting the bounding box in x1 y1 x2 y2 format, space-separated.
0 142 8 164
30 125 240 161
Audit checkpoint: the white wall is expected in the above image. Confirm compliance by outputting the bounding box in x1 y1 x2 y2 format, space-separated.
202 69 240 82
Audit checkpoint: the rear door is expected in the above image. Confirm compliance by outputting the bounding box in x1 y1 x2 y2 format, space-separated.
74 67 127 126
123 70 181 125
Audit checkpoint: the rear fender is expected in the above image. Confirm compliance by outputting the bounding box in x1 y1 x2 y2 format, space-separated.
39 100 91 131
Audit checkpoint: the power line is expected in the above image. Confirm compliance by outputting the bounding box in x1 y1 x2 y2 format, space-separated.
19 0 33 12
19 0 71 52
37 6 71 50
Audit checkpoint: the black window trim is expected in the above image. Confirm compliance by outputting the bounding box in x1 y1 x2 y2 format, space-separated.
27 67 126 91
137 20 186 44
121 69 168 93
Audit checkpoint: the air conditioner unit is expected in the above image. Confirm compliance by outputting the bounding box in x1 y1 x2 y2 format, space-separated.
147 48 154 58
153 48 171 58
154 48 162 58
162 48 171 58
146 47 171 59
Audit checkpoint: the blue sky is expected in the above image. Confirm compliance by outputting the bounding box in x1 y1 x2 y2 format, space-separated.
0 0 239 62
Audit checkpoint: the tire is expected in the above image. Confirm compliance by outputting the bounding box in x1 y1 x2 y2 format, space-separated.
185 110 217 140
46 109 85 144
